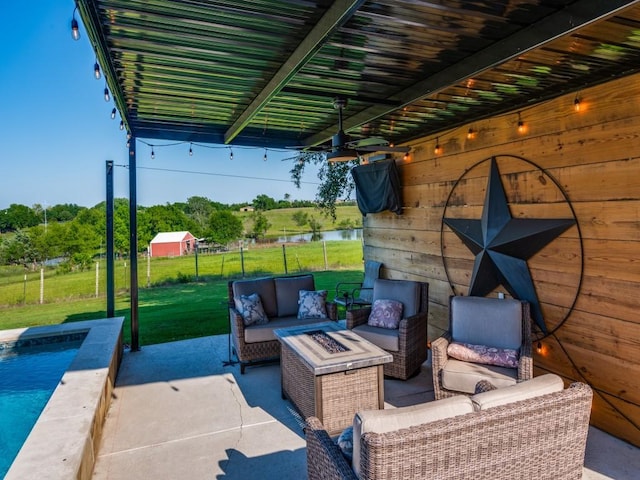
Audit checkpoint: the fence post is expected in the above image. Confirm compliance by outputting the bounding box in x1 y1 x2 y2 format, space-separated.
23 273 27 304
282 244 288 274
95 261 100 297
240 246 245 277
40 268 44 304
147 248 151 287
323 241 328 271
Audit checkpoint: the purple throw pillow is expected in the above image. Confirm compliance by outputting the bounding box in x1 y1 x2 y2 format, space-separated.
447 342 519 369
367 299 403 329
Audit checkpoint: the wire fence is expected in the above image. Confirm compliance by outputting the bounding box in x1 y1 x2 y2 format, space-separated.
0 240 364 307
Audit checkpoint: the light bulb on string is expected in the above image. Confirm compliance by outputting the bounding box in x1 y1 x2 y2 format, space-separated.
103 86 110 102
434 137 442 155
110 108 116 119
119 120 124 130
467 128 476 140
94 61 101 80
517 112 525 134
574 95 581 112
263 148 268 161
189 143 193 156
71 7 80 41
151 146 155 160
229 147 233 161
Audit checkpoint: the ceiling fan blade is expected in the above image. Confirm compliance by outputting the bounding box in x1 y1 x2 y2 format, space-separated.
348 137 390 148
355 145 411 153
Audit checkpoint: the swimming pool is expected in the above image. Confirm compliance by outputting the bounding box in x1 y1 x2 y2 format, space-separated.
0 333 87 477
1 318 123 480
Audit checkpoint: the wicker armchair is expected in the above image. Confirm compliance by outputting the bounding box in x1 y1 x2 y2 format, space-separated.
346 279 428 380
305 381 593 480
431 295 532 400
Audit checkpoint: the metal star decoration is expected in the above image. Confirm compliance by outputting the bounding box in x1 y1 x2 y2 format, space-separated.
443 157 575 333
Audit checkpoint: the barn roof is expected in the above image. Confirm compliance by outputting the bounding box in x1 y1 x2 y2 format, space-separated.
150 231 194 244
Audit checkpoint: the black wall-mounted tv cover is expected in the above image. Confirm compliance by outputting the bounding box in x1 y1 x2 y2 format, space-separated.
351 159 402 216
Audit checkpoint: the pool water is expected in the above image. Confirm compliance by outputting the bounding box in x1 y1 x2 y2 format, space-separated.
0 337 84 477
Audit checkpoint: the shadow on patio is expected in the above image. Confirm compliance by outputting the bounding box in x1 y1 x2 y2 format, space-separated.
92 334 639 479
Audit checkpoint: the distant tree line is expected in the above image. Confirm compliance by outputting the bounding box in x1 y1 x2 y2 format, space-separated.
0 194 354 270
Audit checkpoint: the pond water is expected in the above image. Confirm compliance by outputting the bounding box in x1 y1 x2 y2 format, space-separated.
277 228 363 243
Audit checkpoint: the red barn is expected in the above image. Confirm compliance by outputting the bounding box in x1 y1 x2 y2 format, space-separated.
149 231 196 257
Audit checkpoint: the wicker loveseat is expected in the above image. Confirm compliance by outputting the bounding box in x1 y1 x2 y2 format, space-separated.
305 374 593 480
228 274 337 373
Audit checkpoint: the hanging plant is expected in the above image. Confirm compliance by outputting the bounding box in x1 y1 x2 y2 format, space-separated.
289 151 357 220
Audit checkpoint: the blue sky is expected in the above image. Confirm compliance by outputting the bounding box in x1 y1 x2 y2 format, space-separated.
0 2 322 210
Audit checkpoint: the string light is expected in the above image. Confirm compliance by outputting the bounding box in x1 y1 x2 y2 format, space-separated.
403 152 409 161
111 107 116 120
94 61 101 80
537 341 542 354
189 143 193 156
467 128 476 140
71 6 80 41
263 148 267 161
434 137 442 155
229 147 233 161
119 120 124 130
103 86 110 102
573 94 581 112
517 112 525 134
151 146 155 160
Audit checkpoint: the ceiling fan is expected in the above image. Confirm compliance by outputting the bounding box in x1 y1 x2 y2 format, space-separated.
290 97 410 162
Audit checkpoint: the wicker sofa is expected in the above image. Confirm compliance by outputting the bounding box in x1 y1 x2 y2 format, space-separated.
305 374 593 480
228 274 337 373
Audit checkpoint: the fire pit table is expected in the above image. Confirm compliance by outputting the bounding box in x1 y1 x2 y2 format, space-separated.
274 321 392 435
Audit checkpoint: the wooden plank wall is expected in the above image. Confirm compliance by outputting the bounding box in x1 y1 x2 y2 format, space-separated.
363 74 640 446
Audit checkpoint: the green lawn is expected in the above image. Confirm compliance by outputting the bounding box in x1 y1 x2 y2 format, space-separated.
0 240 367 346
0 240 364 306
0 270 364 346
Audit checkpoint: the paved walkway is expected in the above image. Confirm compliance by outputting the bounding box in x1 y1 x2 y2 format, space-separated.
93 334 639 479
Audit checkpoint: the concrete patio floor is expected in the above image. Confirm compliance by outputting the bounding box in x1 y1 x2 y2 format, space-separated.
93 333 639 479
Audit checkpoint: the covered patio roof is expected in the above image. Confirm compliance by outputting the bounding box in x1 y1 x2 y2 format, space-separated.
78 0 640 152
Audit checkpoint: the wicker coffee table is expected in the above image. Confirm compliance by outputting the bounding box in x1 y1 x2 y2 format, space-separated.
274 321 392 435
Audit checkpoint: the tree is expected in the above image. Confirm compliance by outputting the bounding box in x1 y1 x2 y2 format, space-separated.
48 203 85 222
0 229 38 267
249 210 271 240
0 204 40 232
292 211 309 227
184 196 214 235
290 152 356 220
206 210 243 245
252 194 276 211
138 204 197 247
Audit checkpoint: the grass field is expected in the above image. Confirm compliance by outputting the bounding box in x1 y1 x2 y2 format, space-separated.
237 204 362 237
0 241 366 346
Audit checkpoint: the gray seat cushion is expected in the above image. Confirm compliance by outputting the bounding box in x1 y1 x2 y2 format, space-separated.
274 275 315 317
450 296 522 350
352 324 399 352
441 358 518 394
372 279 421 318
233 277 277 318
244 316 327 343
